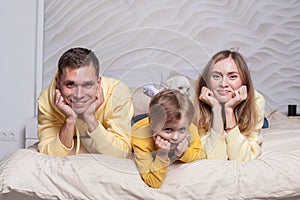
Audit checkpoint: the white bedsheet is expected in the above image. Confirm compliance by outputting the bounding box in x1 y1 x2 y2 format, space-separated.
1 111 300 200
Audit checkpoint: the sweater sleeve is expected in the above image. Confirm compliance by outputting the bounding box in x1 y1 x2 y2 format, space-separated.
179 123 206 162
86 78 134 158
37 76 134 158
200 91 265 161
37 80 75 156
131 121 170 188
225 91 265 161
200 128 227 160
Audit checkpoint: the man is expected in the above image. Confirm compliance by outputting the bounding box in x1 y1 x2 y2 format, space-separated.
37 47 134 158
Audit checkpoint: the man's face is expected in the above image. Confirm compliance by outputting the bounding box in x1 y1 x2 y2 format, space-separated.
57 64 100 114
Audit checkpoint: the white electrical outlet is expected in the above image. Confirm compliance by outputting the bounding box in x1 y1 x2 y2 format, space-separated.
0 129 17 141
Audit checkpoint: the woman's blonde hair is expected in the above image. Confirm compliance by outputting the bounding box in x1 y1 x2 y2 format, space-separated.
195 50 258 135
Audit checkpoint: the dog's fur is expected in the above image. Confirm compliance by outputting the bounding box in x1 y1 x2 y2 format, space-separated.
163 75 192 97
132 75 197 116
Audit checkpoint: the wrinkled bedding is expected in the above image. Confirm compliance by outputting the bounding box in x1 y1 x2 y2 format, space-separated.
1 111 300 200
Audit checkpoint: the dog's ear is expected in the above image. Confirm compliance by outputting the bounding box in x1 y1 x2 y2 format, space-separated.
163 76 177 89
168 70 180 78
163 75 193 97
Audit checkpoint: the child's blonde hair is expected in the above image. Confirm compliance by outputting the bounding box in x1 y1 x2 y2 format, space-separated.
149 89 195 133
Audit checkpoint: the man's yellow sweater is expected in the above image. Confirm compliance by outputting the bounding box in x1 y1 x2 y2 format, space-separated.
38 74 134 158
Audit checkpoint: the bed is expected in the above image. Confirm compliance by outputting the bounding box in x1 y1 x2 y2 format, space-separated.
1 108 300 200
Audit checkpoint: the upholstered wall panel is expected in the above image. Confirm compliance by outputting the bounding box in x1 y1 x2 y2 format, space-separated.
43 0 300 114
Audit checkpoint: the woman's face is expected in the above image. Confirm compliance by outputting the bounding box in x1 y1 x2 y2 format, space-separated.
207 57 243 103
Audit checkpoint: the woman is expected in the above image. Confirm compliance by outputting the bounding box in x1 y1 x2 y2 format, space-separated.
195 50 265 161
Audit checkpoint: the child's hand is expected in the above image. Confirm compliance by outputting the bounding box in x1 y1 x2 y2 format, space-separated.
153 135 170 161
175 136 190 158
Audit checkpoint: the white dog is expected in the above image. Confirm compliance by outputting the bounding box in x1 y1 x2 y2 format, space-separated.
143 75 195 99
132 75 196 116
163 75 192 97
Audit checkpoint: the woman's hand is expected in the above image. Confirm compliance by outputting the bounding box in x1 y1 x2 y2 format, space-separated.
199 87 224 135
225 85 247 109
199 86 220 108
224 86 247 131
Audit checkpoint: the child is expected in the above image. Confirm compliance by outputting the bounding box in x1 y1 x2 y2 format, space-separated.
131 89 206 188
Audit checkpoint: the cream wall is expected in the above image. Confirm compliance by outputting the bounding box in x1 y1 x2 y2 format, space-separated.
0 0 42 159
42 0 300 114
0 0 35 158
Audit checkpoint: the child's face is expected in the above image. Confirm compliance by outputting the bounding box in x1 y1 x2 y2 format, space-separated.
153 117 189 150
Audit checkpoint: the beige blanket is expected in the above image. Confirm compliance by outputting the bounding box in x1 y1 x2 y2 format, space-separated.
1 111 300 200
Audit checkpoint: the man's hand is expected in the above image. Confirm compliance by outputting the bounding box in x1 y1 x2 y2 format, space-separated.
54 89 77 119
54 89 76 148
81 87 104 132
83 87 104 120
